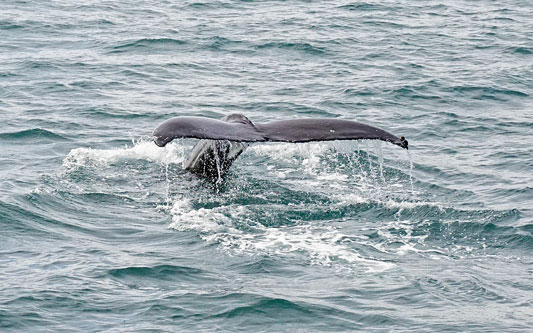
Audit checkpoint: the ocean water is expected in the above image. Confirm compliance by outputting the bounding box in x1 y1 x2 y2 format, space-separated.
1 0 532 331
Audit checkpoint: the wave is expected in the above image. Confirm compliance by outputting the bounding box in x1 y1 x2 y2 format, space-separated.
509 46 532 55
0 198 92 240
107 264 214 281
0 20 23 30
448 86 528 100
0 128 67 141
185 1 236 10
109 38 187 53
339 3 392 11
204 36 246 52
256 42 327 55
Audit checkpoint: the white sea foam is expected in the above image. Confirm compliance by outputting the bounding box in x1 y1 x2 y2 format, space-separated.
62 140 184 170
336 193 444 211
168 197 235 233
168 196 396 272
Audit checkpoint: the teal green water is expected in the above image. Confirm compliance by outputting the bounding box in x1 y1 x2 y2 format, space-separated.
1 1 532 331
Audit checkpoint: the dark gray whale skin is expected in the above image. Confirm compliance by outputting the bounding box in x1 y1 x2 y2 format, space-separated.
153 113 408 178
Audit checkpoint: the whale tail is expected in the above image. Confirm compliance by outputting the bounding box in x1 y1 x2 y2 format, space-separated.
153 113 408 179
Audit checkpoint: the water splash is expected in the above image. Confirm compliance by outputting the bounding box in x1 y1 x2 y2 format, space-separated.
62 139 184 171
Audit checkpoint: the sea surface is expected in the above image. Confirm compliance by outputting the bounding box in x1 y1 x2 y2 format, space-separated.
1 0 532 331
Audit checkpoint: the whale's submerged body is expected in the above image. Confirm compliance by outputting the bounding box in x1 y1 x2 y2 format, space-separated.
153 113 408 179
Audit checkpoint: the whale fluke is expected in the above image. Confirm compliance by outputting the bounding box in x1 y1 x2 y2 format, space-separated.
153 114 408 178
154 114 408 149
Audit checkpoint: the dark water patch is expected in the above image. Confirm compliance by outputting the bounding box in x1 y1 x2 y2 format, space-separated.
137 303 192 321
0 18 62 32
109 38 188 54
211 297 311 319
363 20 406 29
0 72 20 78
186 1 236 10
0 128 67 142
86 18 116 26
165 61 209 71
273 87 300 96
204 36 248 53
66 80 94 89
256 42 327 55
229 257 304 276
0 20 24 30
18 60 61 71
117 68 152 79
447 86 528 100
435 111 460 119
388 87 444 101
27 82 74 95
3 293 86 310
509 46 532 55
69 191 136 205
343 87 378 96
206 294 397 330
107 264 215 282
454 124 493 133
339 3 392 12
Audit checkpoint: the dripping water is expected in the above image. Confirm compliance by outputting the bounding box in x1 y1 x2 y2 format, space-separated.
407 149 414 193
213 141 224 190
372 140 385 182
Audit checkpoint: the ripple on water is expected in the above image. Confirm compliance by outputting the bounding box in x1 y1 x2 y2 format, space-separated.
0 128 68 142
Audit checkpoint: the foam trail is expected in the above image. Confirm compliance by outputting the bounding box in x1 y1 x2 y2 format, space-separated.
168 196 396 272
